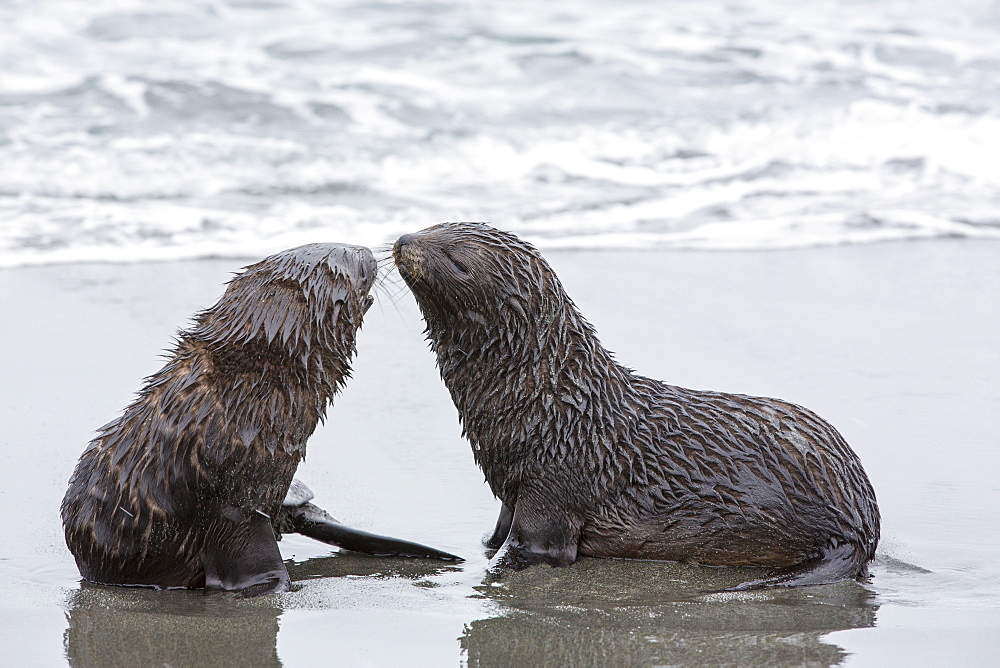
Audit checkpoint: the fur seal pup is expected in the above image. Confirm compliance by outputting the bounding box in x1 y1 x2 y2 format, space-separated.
393 222 879 589
62 243 460 597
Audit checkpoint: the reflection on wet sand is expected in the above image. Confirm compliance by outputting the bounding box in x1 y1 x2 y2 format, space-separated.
63 553 462 667
64 583 283 667
461 558 878 667
286 552 464 582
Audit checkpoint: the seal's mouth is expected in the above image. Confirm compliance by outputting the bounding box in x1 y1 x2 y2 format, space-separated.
363 294 374 315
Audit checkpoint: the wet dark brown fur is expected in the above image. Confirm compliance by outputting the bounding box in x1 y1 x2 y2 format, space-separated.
393 222 880 589
61 243 377 595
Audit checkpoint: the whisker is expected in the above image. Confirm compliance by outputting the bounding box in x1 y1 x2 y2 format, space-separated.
375 259 400 284
382 278 411 306
374 245 395 264
385 283 411 307
376 267 404 286
370 262 411 321
372 286 409 321
374 266 400 293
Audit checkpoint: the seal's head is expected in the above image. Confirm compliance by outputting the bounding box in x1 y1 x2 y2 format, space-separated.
190 242 377 394
392 222 576 340
197 243 376 350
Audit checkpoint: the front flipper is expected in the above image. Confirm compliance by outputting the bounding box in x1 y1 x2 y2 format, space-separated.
484 503 513 549
488 502 579 574
202 507 290 597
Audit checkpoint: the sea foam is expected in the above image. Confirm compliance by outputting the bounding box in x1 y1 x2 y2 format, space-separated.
2 0 999 267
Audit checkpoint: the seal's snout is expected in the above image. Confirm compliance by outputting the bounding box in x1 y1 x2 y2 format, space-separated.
392 232 425 280
394 233 416 254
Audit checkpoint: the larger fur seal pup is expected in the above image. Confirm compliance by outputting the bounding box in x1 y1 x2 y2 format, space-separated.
62 243 459 597
393 222 880 589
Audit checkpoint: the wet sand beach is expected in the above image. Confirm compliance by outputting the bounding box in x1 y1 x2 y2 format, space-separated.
1 240 998 665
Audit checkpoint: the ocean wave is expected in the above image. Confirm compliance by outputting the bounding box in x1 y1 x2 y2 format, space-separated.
2 0 1000 267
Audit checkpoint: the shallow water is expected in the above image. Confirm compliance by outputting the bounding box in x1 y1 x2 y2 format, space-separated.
3 0 1000 267
1 241 998 665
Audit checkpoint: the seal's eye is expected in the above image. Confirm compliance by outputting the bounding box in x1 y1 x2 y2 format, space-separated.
450 256 470 276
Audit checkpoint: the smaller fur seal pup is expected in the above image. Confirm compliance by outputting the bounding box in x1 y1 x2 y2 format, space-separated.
393 222 879 589
62 243 460 597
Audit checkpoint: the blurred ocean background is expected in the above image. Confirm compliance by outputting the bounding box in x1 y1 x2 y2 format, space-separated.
2 0 1000 267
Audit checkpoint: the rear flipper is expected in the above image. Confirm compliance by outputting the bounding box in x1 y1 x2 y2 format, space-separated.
278 480 462 562
723 541 871 592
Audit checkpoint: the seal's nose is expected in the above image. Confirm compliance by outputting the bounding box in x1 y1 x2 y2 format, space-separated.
394 233 416 253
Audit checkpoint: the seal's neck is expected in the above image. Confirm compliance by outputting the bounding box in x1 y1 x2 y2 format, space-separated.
178 329 353 457
426 291 642 504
